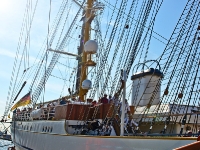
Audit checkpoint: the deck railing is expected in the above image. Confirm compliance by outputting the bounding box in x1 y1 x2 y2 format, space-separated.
12 106 56 121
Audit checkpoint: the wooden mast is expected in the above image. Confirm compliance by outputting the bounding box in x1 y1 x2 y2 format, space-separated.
79 0 95 102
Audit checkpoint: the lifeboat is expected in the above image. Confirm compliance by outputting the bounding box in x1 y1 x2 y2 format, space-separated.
131 68 163 106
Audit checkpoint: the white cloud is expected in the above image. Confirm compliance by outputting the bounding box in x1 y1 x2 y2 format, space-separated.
0 48 16 58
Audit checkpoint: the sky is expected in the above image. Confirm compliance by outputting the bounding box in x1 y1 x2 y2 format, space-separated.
0 0 63 118
0 0 188 118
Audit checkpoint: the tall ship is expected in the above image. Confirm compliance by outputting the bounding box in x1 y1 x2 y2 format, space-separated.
2 0 200 149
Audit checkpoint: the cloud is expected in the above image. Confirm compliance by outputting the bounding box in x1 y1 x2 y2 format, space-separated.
0 48 41 64
0 48 16 58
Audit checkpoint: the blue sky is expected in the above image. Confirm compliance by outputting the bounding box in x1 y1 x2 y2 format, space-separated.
0 0 63 118
0 0 188 117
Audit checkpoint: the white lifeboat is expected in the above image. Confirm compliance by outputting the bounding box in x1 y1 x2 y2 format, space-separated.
30 109 44 119
131 68 163 106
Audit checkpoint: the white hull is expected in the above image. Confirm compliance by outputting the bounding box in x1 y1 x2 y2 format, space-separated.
11 120 197 150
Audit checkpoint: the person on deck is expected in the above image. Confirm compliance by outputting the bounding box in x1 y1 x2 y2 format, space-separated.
124 115 138 133
109 99 113 104
100 94 108 104
60 98 67 105
111 93 120 117
115 114 121 123
198 128 200 136
113 94 120 106
49 102 57 119
16 109 21 116
91 100 97 107
13 108 17 117
108 95 112 103
50 101 58 107
120 99 130 117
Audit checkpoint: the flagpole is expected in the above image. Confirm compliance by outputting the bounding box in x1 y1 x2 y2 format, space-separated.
12 81 27 103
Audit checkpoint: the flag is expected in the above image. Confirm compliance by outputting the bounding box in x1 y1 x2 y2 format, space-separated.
11 92 31 111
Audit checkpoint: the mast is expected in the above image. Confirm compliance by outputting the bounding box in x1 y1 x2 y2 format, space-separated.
75 20 84 93
79 0 96 101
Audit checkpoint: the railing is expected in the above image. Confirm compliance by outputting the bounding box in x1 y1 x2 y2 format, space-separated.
13 112 32 121
13 106 56 121
41 107 55 120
